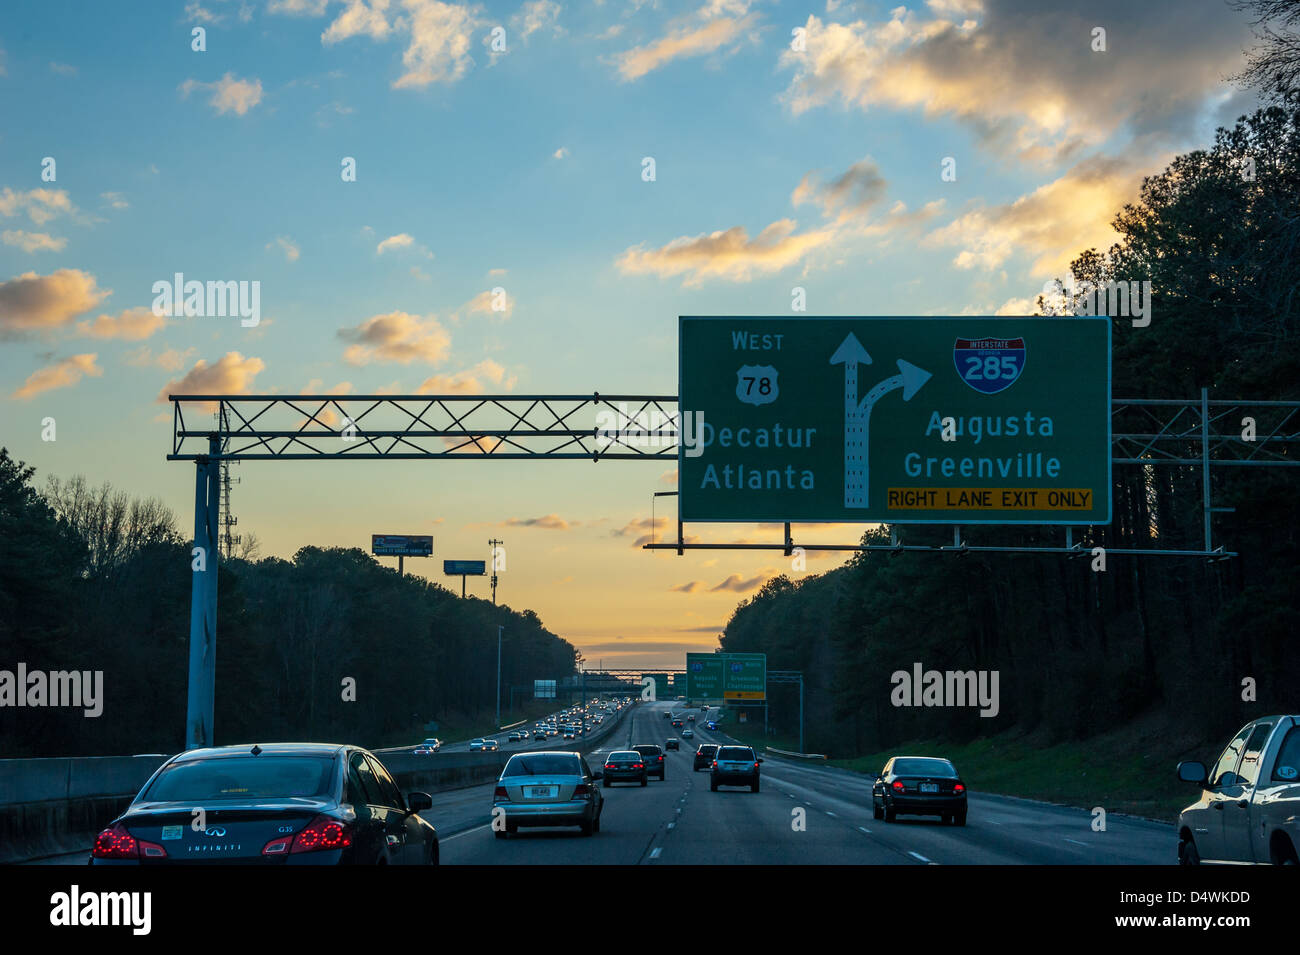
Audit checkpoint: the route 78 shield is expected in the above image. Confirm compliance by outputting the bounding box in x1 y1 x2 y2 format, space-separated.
736 365 778 406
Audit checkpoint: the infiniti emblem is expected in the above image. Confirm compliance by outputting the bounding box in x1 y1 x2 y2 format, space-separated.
205 826 227 837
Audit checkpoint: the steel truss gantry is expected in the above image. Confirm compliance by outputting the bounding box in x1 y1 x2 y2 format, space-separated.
168 390 1297 749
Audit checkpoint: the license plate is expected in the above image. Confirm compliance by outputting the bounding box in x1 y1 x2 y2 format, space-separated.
920 783 939 793
526 786 557 798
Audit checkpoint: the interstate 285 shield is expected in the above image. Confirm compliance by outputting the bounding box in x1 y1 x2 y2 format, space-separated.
953 337 1026 395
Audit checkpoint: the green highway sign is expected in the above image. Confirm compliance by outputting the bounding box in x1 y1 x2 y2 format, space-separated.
643 673 670 699
685 652 766 701
679 316 1111 524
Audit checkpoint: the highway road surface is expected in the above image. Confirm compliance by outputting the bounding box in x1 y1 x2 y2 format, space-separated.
30 700 1173 865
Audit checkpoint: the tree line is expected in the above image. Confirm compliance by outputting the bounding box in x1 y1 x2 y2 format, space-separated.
0 451 579 757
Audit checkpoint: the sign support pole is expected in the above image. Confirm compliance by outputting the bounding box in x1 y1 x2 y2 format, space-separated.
185 435 221 750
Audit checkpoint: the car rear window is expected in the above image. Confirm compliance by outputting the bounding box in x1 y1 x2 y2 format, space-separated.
145 755 336 801
633 745 661 755
610 751 640 760
502 754 583 777
717 747 754 761
698 745 719 754
893 758 958 777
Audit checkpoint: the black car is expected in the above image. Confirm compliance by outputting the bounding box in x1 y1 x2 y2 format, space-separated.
711 745 762 791
872 756 967 825
90 743 439 864
632 744 666 780
665 737 680 751
693 743 720 772
601 750 648 786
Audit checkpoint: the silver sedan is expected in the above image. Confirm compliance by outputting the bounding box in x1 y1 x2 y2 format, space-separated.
493 751 604 838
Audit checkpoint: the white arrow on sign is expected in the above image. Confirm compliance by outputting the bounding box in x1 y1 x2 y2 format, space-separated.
830 332 931 508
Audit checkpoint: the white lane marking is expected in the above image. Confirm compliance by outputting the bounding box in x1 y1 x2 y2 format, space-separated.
858 826 871 834
988 820 1003 825
825 811 836 817
1064 838 1087 846
908 851 931 863
667 822 675 830
650 848 662 859
443 824 491 841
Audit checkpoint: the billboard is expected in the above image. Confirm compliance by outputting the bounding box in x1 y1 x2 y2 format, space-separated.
686 652 766 701
679 317 1111 524
534 679 556 699
371 534 433 557
443 560 487 575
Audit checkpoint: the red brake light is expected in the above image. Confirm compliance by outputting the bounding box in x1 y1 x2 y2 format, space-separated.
494 786 509 800
573 783 591 797
658 755 664 761
954 783 965 793
712 760 717 768
892 780 905 791
754 762 759 769
92 823 138 859
604 764 616 770
289 815 352 854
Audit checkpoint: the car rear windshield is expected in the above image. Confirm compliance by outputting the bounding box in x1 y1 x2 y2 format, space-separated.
717 747 755 761
609 751 640 760
698 745 719 754
893 758 958 777
502 754 582 777
144 755 336 801
633 745 661 755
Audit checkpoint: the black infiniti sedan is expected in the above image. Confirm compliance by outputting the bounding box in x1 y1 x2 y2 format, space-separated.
90 743 439 864
872 756 967 825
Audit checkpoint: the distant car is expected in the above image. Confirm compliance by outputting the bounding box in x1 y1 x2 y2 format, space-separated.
672 719 683 728
483 739 500 752
602 750 648 787
533 730 548 741
1176 715 1300 865
705 721 718 730
91 743 439 865
507 732 521 742
412 745 438 755
493 751 603 838
711 745 761 792
681 728 693 740
420 738 442 752
687 715 695 722
665 737 679 751
872 756 967 825
663 711 673 720
694 744 719 772
632 744 666 780
469 739 486 752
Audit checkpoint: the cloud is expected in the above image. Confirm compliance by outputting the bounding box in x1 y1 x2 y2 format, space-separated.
552 146 569 159
779 3 1252 163
125 345 197 372
376 232 414 254
0 188 77 226
100 192 129 210
505 513 572 530
180 73 264 116
49 61 77 77
75 306 167 341
1 230 66 253
268 236 300 261
709 572 769 593
9 353 102 400
270 0 330 13
617 218 837 286
660 468 677 485
456 289 513 320
922 153 1151 276
415 358 516 393
513 0 562 40
792 157 888 223
338 311 452 364
157 352 266 407
670 581 700 593
324 0 482 88
0 269 110 336
614 2 759 81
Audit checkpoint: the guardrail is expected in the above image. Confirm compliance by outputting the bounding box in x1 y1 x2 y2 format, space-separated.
766 747 827 760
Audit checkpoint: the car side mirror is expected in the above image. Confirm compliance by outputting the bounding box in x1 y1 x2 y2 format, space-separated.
407 791 433 813
592 770 603 779
1177 761 1207 786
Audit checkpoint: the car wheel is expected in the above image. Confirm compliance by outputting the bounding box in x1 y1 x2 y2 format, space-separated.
430 842 440 865
884 802 896 823
873 801 884 821
1179 836 1200 866
580 819 593 837
603 778 610 788
954 810 967 827
640 776 647 787
751 781 759 793
711 778 718 791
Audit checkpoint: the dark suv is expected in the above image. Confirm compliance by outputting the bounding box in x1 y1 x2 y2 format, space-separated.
631 744 666 780
711 745 761 792
693 743 719 772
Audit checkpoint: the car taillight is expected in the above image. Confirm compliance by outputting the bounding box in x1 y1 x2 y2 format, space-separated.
658 755 664 761
604 764 616 770
633 763 643 769
494 786 509 800
754 762 759 769
954 783 965 793
92 823 138 859
892 780 905 791
712 760 717 768
289 815 353 854
574 783 591 797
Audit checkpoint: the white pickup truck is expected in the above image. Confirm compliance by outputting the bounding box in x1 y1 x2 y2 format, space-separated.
1176 714 1300 865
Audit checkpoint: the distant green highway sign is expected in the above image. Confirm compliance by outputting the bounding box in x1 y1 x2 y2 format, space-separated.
685 652 766 701
678 317 1111 524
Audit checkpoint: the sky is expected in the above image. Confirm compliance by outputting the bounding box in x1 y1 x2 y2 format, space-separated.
0 0 1262 668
